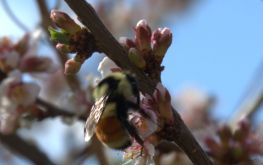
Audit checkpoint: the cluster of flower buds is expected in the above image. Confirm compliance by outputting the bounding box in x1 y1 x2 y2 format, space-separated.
50 10 97 75
123 84 175 164
205 120 263 165
120 19 172 81
0 36 53 134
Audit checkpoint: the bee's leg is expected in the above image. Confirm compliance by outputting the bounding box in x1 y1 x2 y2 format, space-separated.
119 117 144 146
140 146 144 156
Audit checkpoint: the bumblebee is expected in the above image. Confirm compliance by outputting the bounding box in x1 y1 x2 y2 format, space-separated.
84 72 144 149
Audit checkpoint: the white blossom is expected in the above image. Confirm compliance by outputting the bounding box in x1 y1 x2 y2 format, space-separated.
0 70 40 107
98 57 119 78
0 70 40 134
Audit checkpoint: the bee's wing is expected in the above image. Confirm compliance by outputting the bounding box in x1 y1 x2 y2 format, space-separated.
84 95 109 142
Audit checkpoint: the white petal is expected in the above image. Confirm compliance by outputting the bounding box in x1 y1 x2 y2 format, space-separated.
98 57 118 78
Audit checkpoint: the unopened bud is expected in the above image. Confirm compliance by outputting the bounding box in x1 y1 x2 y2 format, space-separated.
234 120 250 141
128 48 146 69
50 10 81 34
218 125 232 143
56 43 71 53
152 28 172 61
135 19 152 53
64 59 81 75
48 27 70 44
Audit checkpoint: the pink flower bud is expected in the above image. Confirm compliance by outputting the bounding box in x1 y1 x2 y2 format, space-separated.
218 125 232 143
152 28 172 62
134 19 152 53
56 43 71 53
64 59 81 75
50 10 81 34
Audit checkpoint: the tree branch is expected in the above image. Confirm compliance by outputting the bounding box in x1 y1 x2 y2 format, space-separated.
0 133 56 165
63 0 212 164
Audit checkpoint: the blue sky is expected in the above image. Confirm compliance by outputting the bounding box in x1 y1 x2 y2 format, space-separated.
162 0 263 120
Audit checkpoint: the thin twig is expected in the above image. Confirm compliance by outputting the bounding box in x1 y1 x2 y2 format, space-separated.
2 0 29 32
0 133 56 165
73 145 93 165
36 98 86 121
229 58 263 129
229 90 263 130
63 0 212 164
91 138 108 165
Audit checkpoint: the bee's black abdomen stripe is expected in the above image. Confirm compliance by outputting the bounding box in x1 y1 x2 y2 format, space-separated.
98 77 119 90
